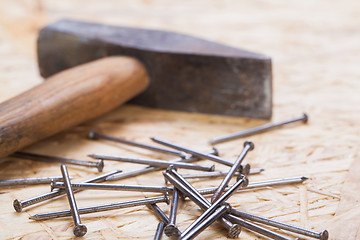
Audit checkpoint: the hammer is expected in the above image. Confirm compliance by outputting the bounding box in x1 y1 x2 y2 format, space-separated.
0 19 272 159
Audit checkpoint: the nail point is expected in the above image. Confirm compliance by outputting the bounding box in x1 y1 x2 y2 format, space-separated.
301 176 309 181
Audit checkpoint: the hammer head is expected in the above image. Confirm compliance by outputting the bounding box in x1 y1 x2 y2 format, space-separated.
37 19 272 119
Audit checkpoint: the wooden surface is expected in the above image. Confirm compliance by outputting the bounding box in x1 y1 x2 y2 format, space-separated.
0 1 359 239
0 56 149 158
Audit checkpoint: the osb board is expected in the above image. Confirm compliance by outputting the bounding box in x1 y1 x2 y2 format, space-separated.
0 0 360 239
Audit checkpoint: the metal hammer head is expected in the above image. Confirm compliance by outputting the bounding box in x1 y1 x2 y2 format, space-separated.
37 19 272 119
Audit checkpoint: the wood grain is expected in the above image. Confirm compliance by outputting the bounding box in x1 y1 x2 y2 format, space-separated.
0 0 359 239
0 56 149 158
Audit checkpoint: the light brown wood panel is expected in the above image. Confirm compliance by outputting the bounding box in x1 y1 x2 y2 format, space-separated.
1 1 359 239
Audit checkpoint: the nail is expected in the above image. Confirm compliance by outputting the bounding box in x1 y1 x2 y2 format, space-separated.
165 166 243 238
238 163 251 175
210 113 308 144
106 148 218 181
164 188 181 237
88 154 215 172
151 137 234 166
13 170 121 212
163 170 241 238
52 182 173 193
0 176 70 187
211 141 254 203
29 194 169 220
180 168 264 179
218 217 242 239
230 209 328 240
197 176 308 196
147 203 169 224
11 151 104 172
180 175 248 238
226 214 294 240
154 221 165 240
60 164 87 237
181 204 231 240
88 130 187 158
105 148 219 181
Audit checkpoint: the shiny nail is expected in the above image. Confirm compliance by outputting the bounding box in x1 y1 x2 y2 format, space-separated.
180 175 248 238
230 209 328 240
88 154 214 172
29 194 169 220
181 204 231 240
154 221 165 240
11 151 104 172
88 130 187 158
151 137 234 166
211 141 254 202
52 181 172 193
163 171 241 238
210 113 308 144
60 164 87 237
180 168 264 179
0 176 69 187
13 170 121 212
198 176 308 196
105 148 218 181
164 188 181 237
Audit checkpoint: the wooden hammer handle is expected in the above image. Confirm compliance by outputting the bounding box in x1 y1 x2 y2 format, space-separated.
0 56 149 159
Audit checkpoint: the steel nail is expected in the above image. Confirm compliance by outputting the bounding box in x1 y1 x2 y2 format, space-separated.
105 148 218 181
226 214 294 240
88 154 215 172
230 209 328 240
151 137 234 166
210 113 308 144
181 204 231 240
211 141 254 203
180 167 264 179
88 130 187 158
29 194 170 220
238 163 251 175
13 170 121 212
154 221 165 240
180 175 248 237
164 188 181 237
163 171 241 238
0 176 70 187
165 166 242 237
52 182 173 193
60 164 87 237
147 203 170 224
11 151 104 172
197 176 308 196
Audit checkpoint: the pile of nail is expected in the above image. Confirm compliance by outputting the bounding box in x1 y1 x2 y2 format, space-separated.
8 113 329 239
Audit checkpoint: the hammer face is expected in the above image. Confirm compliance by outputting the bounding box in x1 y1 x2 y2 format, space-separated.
38 19 272 119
